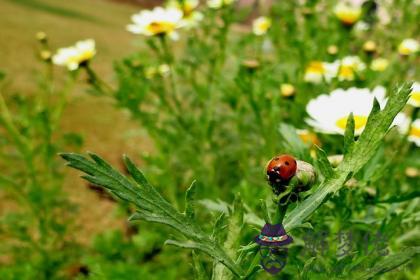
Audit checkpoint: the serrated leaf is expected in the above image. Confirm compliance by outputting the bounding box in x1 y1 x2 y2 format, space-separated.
283 83 412 231
352 247 420 280
315 145 334 179
343 112 355 155
61 153 244 277
185 181 197 220
213 194 244 280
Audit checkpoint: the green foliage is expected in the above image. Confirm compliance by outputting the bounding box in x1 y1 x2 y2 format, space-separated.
61 83 417 278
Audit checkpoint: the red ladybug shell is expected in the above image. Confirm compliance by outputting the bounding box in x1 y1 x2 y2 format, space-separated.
266 155 297 184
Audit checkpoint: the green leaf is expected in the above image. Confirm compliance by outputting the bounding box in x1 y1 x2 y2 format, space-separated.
185 181 197 220
192 251 208 280
283 83 412 231
378 191 420 203
315 145 334 179
60 153 244 277
343 112 355 155
352 247 420 280
213 194 244 280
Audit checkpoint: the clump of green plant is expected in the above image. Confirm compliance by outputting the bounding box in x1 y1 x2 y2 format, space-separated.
62 84 419 279
0 38 83 279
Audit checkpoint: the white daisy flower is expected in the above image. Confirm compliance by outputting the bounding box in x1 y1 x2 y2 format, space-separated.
52 39 96 71
334 2 362 25
408 119 420 147
207 0 236 9
252 16 272 36
304 61 339 83
127 7 184 39
168 0 203 29
398 38 419 56
408 82 420 107
336 56 366 81
306 86 387 135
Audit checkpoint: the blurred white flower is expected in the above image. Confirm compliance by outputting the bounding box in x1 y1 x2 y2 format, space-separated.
334 2 362 25
408 119 420 147
207 0 236 9
52 39 96 71
354 21 370 33
370 58 389 72
145 64 171 79
398 38 419 55
408 82 420 107
336 56 366 81
304 61 338 83
168 0 203 29
127 7 184 39
252 16 272 36
306 86 387 135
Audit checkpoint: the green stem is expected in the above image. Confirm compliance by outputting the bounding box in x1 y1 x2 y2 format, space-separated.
85 64 114 96
0 92 37 185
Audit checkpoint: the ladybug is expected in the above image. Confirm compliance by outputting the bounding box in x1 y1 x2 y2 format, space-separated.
266 155 297 190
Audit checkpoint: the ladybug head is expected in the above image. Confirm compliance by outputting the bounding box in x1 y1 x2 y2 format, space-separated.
266 155 297 190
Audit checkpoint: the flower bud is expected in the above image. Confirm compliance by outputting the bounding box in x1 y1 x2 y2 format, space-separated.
363 40 377 54
327 45 338 55
280 84 295 98
36 31 47 43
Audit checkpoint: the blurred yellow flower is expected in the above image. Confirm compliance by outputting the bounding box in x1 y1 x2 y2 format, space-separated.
280 83 295 97
52 39 96 71
207 0 236 9
127 7 184 39
408 82 420 107
327 45 338 55
40 50 52 61
306 87 387 135
297 129 320 146
398 38 419 55
363 40 377 53
370 58 389 72
304 61 338 83
336 56 365 81
408 119 420 147
36 31 47 42
252 17 272 36
334 3 362 25
145 64 170 79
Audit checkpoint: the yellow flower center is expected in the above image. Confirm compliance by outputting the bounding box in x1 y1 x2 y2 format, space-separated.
147 22 176 35
335 7 361 25
410 126 420 138
307 61 325 74
410 92 420 104
257 21 270 32
338 65 355 80
298 131 320 146
336 115 368 130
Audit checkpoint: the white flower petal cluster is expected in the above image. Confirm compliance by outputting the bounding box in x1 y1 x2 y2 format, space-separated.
168 0 203 29
306 86 388 135
304 56 366 83
127 7 184 39
252 17 272 36
207 0 236 9
52 39 96 71
408 82 420 107
408 119 420 147
398 38 419 55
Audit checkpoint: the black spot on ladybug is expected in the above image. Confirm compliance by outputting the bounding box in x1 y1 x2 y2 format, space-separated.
285 161 290 166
